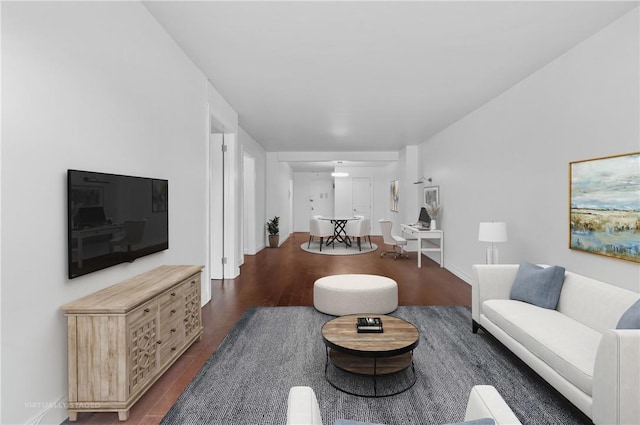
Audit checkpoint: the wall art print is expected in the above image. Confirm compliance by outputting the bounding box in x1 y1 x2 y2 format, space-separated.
390 180 399 212
569 152 640 263
423 186 440 207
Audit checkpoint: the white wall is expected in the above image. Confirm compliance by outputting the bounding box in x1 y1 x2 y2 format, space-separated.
419 8 640 290
265 153 293 245
1 3 210 423
293 172 333 232
333 166 396 235
239 127 267 253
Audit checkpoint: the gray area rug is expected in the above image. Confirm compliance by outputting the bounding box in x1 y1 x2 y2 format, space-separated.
161 306 589 425
301 241 378 255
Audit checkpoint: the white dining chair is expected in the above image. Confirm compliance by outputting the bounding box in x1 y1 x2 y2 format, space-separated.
309 218 334 251
345 218 372 251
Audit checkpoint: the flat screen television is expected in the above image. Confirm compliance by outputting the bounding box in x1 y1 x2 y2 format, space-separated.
418 207 431 227
67 169 168 279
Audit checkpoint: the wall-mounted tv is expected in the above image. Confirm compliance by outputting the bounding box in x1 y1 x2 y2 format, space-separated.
67 169 169 279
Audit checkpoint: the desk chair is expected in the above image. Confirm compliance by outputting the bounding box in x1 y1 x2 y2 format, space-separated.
345 218 372 251
309 218 334 252
379 219 408 259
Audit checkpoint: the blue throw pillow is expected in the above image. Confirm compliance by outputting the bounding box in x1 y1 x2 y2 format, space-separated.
334 420 385 425
617 299 640 329
444 418 495 425
509 262 566 309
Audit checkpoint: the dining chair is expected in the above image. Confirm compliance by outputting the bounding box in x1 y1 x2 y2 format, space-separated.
345 218 372 251
378 219 408 259
309 218 334 251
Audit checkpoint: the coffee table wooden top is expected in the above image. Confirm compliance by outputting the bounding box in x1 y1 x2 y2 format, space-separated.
321 314 419 358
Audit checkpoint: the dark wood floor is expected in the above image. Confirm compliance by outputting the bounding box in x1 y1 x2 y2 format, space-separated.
70 232 471 425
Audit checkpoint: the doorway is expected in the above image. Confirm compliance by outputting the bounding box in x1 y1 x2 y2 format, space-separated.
352 177 372 231
243 153 256 256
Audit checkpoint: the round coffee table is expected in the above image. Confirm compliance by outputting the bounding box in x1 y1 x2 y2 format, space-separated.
321 314 419 397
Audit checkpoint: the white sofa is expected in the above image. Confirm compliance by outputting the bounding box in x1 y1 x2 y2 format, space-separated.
472 264 640 425
286 385 522 425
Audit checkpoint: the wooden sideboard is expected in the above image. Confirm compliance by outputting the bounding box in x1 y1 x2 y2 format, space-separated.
61 265 204 421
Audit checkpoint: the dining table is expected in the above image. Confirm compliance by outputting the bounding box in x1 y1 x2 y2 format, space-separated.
317 216 359 247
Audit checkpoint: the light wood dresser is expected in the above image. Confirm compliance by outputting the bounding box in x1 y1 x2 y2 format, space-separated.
61 265 203 421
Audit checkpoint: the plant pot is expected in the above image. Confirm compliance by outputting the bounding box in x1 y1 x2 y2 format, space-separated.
268 235 279 248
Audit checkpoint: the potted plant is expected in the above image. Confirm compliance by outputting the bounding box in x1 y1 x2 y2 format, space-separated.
266 216 280 248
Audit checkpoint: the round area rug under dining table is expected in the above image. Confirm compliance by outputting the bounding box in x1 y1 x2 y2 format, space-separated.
300 241 378 255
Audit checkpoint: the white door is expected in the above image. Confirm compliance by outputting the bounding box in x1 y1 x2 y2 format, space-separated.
309 179 333 220
352 177 372 231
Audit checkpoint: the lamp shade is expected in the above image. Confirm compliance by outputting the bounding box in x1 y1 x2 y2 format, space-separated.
478 222 508 243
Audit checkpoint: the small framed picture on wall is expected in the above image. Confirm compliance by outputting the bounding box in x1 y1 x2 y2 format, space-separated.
424 186 439 206
390 180 399 212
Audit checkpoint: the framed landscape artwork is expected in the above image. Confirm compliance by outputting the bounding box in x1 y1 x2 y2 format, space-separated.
390 180 399 212
569 152 640 263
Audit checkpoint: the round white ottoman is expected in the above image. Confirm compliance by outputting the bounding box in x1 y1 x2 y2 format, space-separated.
313 274 398 316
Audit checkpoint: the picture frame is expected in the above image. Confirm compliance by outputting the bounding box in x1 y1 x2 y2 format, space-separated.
569 152 639 263
390 180 399 212
152 179 168 213
423 186 439 206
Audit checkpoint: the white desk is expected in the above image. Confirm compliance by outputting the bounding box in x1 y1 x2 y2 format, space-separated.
400 224 444 268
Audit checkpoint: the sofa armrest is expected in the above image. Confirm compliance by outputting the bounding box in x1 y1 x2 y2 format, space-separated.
464 385 521 424
472 265 519 323
592 330 640 425
287 386 323 425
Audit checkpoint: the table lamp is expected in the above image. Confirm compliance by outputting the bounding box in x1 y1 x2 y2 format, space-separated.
478 222 508 264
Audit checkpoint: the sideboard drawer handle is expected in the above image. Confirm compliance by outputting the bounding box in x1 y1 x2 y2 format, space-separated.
171 292 176 297
144 308 150 313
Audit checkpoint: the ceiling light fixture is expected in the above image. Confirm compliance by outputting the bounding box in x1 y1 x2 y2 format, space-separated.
331 172 349 177
413 176 432 184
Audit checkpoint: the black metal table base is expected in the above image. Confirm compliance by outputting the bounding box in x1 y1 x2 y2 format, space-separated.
325 219 352 247
324 347 417 397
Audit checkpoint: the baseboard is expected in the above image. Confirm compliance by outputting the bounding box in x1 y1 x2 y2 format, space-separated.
445 262 472 285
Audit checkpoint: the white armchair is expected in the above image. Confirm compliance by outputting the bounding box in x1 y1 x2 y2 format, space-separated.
345 218 372 251
286 385 521 425
309 218 334 251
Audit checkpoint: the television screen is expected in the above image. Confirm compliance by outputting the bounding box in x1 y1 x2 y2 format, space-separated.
67 169 168 279
418 207 431 227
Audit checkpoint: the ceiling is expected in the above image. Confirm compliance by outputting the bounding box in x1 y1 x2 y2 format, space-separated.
144 1 637 159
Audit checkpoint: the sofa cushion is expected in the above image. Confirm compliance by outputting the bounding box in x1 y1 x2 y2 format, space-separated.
557 272 640 333
483 299 601 396
509 262 565 309
617 299 640 329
